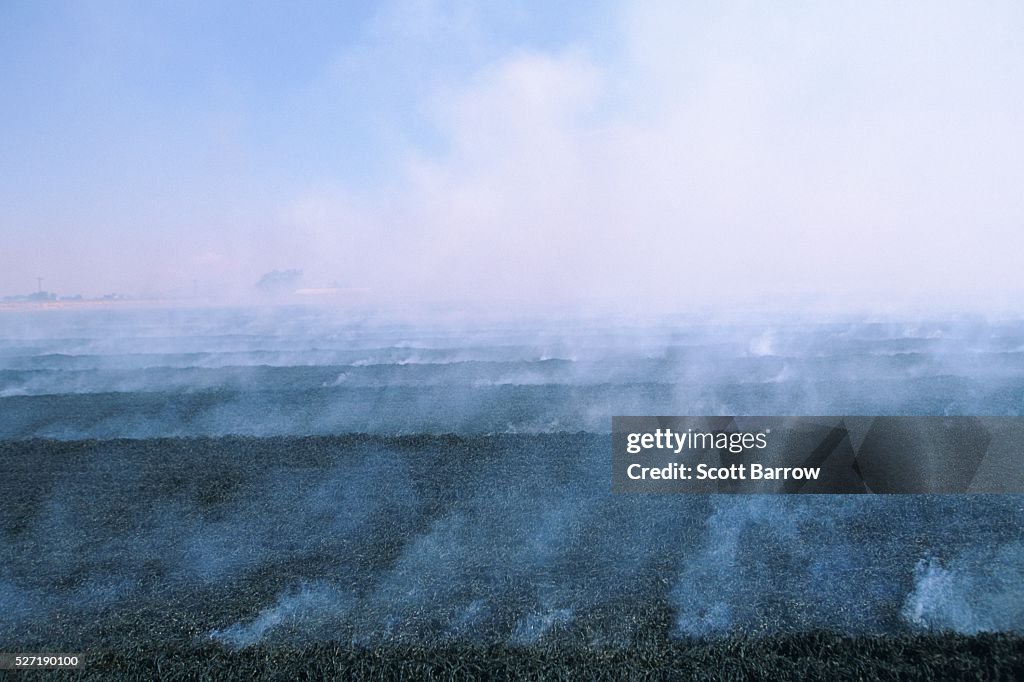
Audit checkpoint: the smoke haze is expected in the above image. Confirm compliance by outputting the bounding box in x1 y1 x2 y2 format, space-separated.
3 1 1024 304
2 307 1023 651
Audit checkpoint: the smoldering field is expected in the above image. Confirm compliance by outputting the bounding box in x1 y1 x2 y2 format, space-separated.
2 305 1024 662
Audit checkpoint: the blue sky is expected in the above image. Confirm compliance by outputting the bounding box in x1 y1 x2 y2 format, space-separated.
2 1 1023 306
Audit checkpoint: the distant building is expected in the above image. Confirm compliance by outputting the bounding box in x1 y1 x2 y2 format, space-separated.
256 269 304 295
29 291 58 301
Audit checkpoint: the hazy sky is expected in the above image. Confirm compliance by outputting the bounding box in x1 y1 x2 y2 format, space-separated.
2 1 1023 304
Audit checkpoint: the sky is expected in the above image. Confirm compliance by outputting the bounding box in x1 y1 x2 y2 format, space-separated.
2 0 1023 306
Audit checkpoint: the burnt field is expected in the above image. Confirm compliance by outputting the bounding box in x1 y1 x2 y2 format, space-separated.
40 634 1024 680
2 435 1024 678
3 308 1024 677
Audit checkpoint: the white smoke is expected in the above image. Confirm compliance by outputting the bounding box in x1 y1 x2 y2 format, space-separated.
903 545 1024 634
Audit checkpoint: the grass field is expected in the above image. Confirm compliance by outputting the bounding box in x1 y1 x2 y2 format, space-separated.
3 435 1023 680
33 633 1024 680
4 311 1024 679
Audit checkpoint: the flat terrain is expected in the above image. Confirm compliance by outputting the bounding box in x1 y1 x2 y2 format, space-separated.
2 435 1022 681
3 310 1024 678
41 634 1024 680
